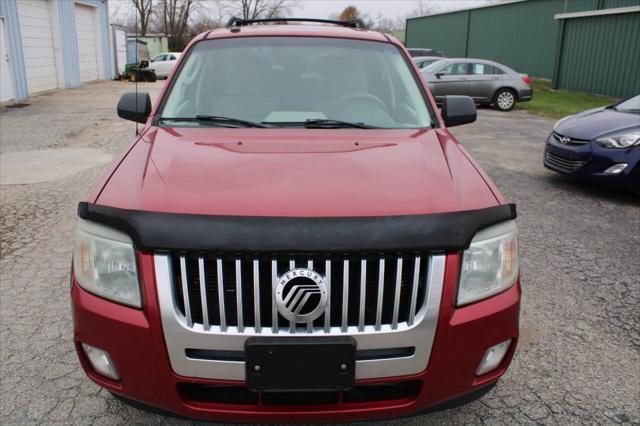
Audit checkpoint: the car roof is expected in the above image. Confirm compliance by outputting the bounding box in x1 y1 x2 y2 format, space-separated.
204 24 390 43
432 58 517 72
444 58 498 64
413 56 442 60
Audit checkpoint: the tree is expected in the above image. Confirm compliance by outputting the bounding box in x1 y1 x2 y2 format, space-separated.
132 0 154 36
220 0 297 20
160 0 198 51
372 13 403 33
339 5 360 22
188 14 223 39
408 0 437 18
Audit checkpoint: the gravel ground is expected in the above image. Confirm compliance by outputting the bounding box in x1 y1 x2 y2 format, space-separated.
1 81 638 425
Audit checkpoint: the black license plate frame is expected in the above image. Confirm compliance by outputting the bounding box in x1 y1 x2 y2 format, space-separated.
245 337 356 392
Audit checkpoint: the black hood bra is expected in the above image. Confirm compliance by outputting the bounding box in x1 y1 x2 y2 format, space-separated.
78 202 517 253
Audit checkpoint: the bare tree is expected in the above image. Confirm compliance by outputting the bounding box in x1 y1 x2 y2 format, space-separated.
372 13 402 33
132 0 154 35
160 0 199 50
220 0 297 20
188 14 223 38
408 0 437 18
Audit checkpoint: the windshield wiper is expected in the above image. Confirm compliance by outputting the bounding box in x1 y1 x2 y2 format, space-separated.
159 115 270 128
304 119 378 129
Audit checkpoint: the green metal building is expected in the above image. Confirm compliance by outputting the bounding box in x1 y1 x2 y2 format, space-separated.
406 0 640 98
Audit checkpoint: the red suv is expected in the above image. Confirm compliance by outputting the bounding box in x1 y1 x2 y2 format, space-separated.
71 18 520 422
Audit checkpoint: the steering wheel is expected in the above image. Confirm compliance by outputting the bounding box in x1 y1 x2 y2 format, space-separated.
334 92 387 111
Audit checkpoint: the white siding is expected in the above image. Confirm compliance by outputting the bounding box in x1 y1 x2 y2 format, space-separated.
17 0 57 94
75 3 98 82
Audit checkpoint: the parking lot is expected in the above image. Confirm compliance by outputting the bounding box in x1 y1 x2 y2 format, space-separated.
0 81 638 425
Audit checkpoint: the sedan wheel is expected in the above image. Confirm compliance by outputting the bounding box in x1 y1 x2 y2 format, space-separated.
494 89 516 111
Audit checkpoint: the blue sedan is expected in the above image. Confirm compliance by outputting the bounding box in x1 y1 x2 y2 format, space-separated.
544 95 639 191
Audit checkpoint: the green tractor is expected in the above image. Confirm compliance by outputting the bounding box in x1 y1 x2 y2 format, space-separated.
123 60 157 83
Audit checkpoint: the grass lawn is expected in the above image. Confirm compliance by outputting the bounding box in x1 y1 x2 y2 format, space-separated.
517 79 618 119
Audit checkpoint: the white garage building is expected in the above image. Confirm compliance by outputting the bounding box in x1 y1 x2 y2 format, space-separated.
0 0 112 102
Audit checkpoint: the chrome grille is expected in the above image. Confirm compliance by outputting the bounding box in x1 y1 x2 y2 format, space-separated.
169 253 429 334
552 132 590 146
545 152 587 172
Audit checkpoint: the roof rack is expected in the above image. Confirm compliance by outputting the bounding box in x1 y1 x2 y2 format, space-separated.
225 17 368 30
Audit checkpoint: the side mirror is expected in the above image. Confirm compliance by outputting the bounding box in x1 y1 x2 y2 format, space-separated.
435 72 444 79
117 92 152 124
441 95 476 127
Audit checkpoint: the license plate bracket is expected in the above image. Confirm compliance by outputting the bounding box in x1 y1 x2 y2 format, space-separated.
245 337 356 392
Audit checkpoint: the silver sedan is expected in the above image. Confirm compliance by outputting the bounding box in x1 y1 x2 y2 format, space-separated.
421 58 533 111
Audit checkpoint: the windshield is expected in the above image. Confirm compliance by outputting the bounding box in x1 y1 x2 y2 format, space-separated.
613 95 640 112
419 59 439 69
160 37 432 128
422 60 447 74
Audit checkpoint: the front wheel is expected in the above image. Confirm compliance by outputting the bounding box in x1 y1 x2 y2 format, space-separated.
493 89 516 111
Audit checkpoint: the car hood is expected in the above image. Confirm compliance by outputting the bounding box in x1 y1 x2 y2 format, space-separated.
555 107 640 140
96 127 499 217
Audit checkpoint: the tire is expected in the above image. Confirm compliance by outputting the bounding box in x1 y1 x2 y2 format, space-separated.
130 71 139 82
493 88 517 111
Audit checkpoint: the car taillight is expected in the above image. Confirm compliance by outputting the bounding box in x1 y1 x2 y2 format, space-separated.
522 75 531 85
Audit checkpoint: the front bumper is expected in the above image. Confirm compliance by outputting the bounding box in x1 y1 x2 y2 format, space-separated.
72 252 520 422
544 133 640 189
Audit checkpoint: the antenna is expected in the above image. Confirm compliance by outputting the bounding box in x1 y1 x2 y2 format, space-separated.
135 1 139 135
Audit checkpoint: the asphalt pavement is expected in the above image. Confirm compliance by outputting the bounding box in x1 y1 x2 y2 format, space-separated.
0 81 638 425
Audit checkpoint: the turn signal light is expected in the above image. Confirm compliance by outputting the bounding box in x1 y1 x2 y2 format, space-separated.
476 340 511 376
81 343 120 380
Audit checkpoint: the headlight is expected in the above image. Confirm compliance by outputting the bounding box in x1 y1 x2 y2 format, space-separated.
458 220 518 306
73 219 141 308
596 131 640 149
553 115 573 131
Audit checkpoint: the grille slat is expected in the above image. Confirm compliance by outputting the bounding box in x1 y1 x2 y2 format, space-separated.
198 257 209 330
545 152 587 172
392 257 403 329
179 256 193 327
552 132 590 146
375 259 385 330
253 260 261 333
324 260 331 332
289 258 295 333
171 253 429 334
342 259 349 332
358 259 367 331
235 260 243 332
216 258 226 330
270 260 278 332
409 256 421 326
307 260 314 333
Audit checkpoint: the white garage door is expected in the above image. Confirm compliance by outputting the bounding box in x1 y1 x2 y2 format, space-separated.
75 3 99 82
17 0 57 94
